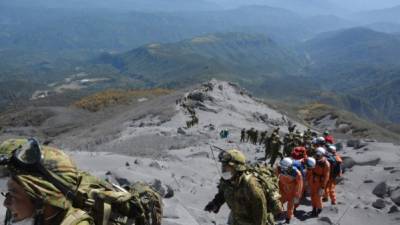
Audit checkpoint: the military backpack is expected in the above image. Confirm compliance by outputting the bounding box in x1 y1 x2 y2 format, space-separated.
73 171 163 225
246 163 283 215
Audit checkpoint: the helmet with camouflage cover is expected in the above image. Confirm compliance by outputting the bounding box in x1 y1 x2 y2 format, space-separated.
1 138 79 209
0 139 29 177
218 149 247 171
0 139 28 156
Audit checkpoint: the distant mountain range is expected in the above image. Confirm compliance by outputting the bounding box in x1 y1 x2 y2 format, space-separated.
92 33 307 88
87 27 400 126
356 5 400 23
0 0 222 12
299 27 400 124
301 27 400 78
1 1 400 132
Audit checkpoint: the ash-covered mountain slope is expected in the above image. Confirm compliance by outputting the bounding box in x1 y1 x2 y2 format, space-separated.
0 80 399 225
53 79 308 155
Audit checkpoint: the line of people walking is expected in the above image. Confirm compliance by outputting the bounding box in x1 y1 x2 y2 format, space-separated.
206 128 343 224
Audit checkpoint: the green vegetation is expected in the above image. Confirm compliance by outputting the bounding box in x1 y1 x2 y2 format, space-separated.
91 32 307 90
73 88 173 112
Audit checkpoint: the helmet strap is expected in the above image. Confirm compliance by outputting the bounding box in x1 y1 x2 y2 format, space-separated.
33 200 45 225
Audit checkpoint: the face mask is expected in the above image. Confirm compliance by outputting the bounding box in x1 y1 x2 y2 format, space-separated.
221 171 233 180
10 218 34 225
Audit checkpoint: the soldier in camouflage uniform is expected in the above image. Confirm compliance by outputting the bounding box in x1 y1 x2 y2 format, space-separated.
246 129 252 142
259 131 267 145
283 130 295 157
254 130 259 145
267 129 283 167
0 139 94 225
240 128 246 142
204 149 274 225
293 130 303 147
303 128 313 149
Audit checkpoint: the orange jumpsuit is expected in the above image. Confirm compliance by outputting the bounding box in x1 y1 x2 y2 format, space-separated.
307 158 330 210
279 167 303 220
324 153 343 204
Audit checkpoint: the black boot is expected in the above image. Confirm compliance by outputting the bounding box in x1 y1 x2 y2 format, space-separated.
310 208 317 217
285 218 291 224
317 208 322 216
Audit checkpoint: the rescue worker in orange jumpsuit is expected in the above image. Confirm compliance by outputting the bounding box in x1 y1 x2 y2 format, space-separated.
293 157 316 203
307 147 330 217
277 158 303 224
323 145 343 205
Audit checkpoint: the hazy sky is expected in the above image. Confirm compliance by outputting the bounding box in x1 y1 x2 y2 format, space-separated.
4 0 400 13
332 0 400 11
208 0 400 11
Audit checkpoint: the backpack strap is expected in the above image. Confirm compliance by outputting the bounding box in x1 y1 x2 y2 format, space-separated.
60 209 92 225
92 191 113 225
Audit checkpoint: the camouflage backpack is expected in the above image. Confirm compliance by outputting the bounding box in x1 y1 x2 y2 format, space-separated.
74 171 163 225
246 163 282 215
0 139 163 225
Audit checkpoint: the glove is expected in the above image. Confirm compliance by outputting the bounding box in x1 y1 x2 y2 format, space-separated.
204 201 220 213
293 197 300 205
204 201 214 212
318 188 325 196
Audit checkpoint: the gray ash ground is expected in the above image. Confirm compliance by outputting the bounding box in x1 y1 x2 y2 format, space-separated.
1 80 399 225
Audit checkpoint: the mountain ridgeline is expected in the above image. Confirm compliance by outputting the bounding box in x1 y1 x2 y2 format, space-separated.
299 27 400 124
88 29 400 126
94 33 307 87
0 0 400 134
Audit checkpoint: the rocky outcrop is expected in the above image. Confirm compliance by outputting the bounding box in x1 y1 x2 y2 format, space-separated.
372 182 389 198
347 139 368 149
372 199 386 209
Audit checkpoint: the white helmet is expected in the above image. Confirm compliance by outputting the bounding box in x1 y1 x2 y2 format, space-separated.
305 157 316 168
279 157 293 171
311 137 317 145
328 145 336 153
315 147 326 157
317 136 326 145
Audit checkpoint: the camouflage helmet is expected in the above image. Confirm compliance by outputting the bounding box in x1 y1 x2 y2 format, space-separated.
0 139 29 177
218 149 247 171
1 139 78 209
0 139 28 156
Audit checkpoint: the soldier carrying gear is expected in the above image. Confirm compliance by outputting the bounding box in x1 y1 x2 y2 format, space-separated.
303 128 313 150
283 132 295 157
1 139 163 225
259 131 267 145
254 130 259 145
246 129 252 142
293 130 303 147
205 149 275 225
288 124 296 133
240 128 246 142
0 138 94 225
267 131 283 167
